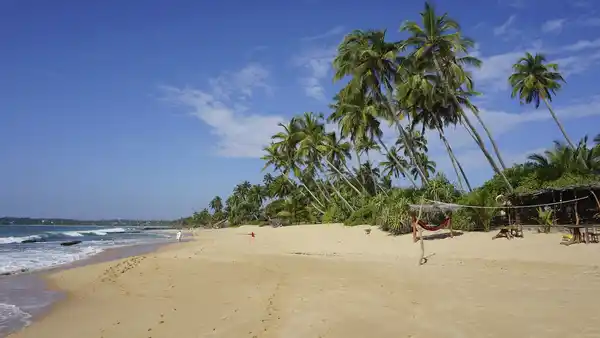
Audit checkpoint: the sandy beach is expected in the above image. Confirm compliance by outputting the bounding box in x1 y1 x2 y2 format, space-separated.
9 224 600 338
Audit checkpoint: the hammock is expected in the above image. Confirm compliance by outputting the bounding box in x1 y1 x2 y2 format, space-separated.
413 216 451 231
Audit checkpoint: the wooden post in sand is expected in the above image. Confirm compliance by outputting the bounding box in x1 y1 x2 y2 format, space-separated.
414 200 426 266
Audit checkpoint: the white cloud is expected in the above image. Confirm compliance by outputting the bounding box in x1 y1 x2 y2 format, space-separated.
580 17 600 26
561 38 600 52
472 50 525 91
473 36 600 92
302 26 345 41
571 0 592 8
293 45 337 101
498 0 526 8
162 64 285 158
208 63 272 100
493 15 519 38
541 19 566 33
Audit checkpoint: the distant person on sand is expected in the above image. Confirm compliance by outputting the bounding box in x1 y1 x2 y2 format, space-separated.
176 230 182 242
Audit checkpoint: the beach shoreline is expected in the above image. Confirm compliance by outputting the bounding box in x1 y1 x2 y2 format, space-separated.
0 231 184 337
8 224 600 338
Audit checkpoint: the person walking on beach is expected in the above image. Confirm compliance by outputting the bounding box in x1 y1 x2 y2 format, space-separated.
176 230 182 242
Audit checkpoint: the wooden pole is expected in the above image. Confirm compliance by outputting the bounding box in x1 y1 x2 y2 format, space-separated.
415 199 426 266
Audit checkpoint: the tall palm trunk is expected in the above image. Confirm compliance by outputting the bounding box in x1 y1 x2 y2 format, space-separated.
376 134 419 188
328 178 355 212
432 57 508 170
460 112 514 191
471 110 507 170
381 98 430 185
287 174 325 208
342 161 370 195
543 97 575 148
314 178 332 203
298 190 326 215
438 129 472 192
322 157 363 196
431 57 513 192
432 115 472 192
354 145 362 168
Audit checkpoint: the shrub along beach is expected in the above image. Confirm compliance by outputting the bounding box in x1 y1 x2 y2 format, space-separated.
10 2 600 338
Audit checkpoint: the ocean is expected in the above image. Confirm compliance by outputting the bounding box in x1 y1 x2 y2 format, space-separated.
0 225 175 336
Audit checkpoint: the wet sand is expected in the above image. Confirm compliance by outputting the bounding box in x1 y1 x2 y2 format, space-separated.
9 224 600 338
1 238 178 337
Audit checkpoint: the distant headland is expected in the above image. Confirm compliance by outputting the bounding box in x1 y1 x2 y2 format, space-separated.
0 217 174 227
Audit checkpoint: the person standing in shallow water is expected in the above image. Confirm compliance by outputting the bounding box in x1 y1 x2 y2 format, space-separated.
176 230 182 242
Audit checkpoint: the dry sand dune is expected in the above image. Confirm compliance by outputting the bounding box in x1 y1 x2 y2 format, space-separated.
11 224 600 338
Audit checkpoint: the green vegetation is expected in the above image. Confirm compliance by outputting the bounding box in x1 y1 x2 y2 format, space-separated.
182 2 600 233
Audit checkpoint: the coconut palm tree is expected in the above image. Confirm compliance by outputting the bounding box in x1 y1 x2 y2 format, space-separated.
329 90 415 187
333 29 430 184
354 161 381 195
266 122 325 209
400 1 513 191
295 112 362 197
509 52 573 148
410 152 436 181
527 136 600 179
396 55 472 191
209 196 223 213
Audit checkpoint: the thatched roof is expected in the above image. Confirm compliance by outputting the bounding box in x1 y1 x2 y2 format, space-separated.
408 201 462 212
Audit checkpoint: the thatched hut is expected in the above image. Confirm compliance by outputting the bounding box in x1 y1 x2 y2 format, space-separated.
506 184 600 226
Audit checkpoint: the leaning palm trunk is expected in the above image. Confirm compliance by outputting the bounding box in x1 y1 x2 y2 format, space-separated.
460 112 514 191
543 97 576 148
287 174 326 208
313 176 332 203
299 181 325 208
328 178 355 212
365 151 388 196
322 157 363 196
439 130 467 191
376 134 419 188
432 56 513 192
311 202 326 215
432 115 472 192
382 99 430 185
342 161 370 195
471 110 507 170
298 190 326 215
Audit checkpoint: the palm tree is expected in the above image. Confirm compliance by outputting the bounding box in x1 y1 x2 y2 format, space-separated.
269 175 295 199
354 161 381 195
332 29 430 184
329 90 416 187
411 152 436 181
400 1 514 191
265 123 326 209
209 196 223 213
509 52 573 148
296 112 362 196
527 136 600 179
396 55 472 191
381 146 417 189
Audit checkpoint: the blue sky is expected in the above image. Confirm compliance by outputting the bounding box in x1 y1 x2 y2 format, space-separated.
1 0 599 219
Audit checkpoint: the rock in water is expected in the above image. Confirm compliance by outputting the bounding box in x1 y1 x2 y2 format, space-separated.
60 240 82 246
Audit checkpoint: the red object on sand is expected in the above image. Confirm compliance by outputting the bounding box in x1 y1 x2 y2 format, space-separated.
250 232 255 238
